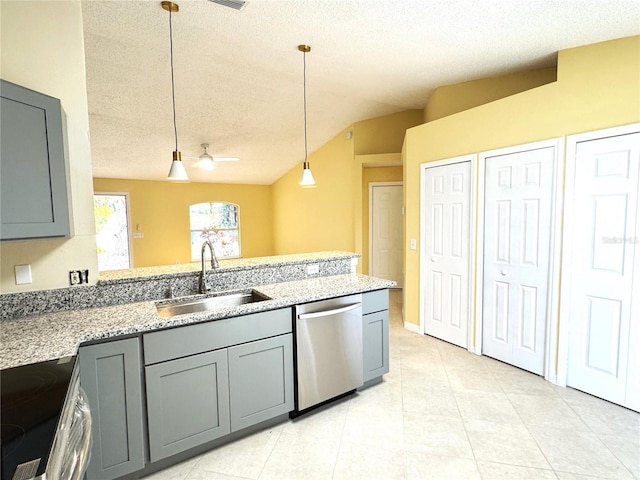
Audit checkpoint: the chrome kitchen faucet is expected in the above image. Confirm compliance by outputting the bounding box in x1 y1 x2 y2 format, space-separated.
199 240 219 293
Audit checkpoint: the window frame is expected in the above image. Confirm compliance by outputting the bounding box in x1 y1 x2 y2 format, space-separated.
189 201 241 261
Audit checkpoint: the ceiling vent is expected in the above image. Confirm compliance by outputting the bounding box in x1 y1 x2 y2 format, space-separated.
208 0 247 10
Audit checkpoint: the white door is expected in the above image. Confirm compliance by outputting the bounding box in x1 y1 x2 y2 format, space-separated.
370 183 403 287
481 146 556 375
565 131 640 411
423 161 471 348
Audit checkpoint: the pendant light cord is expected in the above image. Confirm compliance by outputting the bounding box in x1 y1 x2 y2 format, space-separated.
169 9 178 151
303 49 308 163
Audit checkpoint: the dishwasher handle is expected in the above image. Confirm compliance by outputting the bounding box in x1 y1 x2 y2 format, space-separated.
298 302 361 320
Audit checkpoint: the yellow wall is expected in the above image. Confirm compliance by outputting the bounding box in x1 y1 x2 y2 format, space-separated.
1 1 98 293
361 166 403 275
93 179 273 267
424 67 557 122
353 110 423 155
272 127 355 255
272 112 422 268
404 36 640 328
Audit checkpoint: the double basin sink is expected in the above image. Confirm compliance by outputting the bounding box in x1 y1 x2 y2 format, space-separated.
156 289 270 318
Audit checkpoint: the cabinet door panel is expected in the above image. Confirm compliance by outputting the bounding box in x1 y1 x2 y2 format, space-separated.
228 334 294 431
1 80 70 240
363 310 389 382
79 338 145 480
146 349 230 462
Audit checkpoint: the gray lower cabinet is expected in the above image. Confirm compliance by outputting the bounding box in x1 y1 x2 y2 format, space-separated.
142 307 294 463
146 349 231 462
362 289 390 382
0 79 71 240
228 334 294 431
79 338 145 480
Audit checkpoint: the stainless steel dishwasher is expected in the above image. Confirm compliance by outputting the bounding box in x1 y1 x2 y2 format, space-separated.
293 294 363 414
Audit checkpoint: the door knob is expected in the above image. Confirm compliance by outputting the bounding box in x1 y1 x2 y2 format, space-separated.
431 256 436 262
500 269 507 276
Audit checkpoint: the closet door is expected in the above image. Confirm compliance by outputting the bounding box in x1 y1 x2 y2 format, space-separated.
565 130 640 411
422 160 472 348
481 145 557 375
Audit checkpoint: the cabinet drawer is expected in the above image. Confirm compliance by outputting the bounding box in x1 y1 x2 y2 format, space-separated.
144 308 292 365
362 289 389 315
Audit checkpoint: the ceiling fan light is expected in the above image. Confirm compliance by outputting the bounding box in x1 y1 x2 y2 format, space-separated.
168 151 189 181
198 143 215 170
198 153 215 170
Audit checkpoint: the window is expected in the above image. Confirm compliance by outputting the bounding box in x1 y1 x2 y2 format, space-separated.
94 193 132 270
190 202 240 260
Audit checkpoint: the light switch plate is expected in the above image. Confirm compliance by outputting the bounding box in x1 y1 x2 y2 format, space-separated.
15 264 32 284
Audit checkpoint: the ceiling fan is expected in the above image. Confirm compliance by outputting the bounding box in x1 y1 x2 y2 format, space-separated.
182 143 240 171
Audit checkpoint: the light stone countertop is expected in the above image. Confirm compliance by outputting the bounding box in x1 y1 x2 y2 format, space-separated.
0 273 394 370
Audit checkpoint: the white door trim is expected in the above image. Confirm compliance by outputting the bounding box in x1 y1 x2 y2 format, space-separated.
475 138 564 380
419 155 477 352
557 122 640 387
369 181 403 283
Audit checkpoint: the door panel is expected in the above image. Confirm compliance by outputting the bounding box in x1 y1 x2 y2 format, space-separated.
566 132 639 410
423 161 471 348
482 146 555 375
371 184 403 287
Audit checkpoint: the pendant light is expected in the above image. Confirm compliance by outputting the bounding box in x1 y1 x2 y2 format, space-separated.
198 143 215 170
163 1 188 181
298 44 316 187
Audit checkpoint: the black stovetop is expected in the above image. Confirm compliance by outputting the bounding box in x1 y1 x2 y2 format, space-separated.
1 356 77 480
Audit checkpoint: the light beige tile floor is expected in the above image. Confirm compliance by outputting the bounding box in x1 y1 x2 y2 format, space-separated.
144 291 640 480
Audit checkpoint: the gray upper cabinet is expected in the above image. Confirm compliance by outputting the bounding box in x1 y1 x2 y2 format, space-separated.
362 289 390 382
0 79 71 240
228 333 294 432
79 338 145 480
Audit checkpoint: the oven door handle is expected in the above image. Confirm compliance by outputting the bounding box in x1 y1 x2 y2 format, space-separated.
298 302 361 320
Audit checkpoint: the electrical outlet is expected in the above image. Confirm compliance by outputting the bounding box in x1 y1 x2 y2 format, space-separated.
69 270 81 285
69 269 89 285
307 263 320 275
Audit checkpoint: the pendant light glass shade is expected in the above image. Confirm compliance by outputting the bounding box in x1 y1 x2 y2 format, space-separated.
298 44 316 188
299 161 316 187
168 150 189 180
163 1 188 181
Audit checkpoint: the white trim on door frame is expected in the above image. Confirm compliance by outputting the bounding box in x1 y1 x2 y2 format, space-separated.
474 138 565 381
368 181 403 285
419 155 477 352
557 122 640 387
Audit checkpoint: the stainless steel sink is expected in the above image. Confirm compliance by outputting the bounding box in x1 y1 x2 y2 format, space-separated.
156 290 270 318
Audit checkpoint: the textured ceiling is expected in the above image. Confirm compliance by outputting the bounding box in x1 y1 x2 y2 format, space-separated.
83 0 640 185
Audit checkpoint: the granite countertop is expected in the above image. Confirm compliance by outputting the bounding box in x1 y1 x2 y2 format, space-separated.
0 273 393 370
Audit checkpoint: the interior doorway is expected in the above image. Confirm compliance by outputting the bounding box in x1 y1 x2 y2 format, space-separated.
369 182 403 287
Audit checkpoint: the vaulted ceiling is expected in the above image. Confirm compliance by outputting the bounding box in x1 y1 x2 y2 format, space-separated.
83 0 640 184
